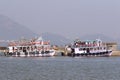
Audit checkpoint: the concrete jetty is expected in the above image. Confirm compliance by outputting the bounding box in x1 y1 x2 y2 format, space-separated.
111 51 120 56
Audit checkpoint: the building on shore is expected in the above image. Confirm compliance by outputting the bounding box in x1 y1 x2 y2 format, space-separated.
106 42 117 51
0 42 8 53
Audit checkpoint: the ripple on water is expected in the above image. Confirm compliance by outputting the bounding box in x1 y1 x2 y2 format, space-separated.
0 57 120 80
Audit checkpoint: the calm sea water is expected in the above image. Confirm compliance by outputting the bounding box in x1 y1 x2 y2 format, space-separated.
0 56 120 80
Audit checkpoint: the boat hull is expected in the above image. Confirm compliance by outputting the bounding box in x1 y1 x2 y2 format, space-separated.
71 51 112 57
7 50 56 57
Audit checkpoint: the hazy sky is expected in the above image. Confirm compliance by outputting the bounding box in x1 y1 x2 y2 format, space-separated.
0 0 120 39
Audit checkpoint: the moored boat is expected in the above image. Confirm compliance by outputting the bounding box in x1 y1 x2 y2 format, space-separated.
65 39 112 57
7 37 56 57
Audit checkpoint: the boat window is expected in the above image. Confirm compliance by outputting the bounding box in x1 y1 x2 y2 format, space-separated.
45 51 49 53
79 48 82 50
41 51 44 54
90 48 93 50
20 47 22 50
83 48 86 50
27 47 29 50
97 47 99 50
34 46 37 49
50 51 54 53
104 47 106 49
94 48 96 50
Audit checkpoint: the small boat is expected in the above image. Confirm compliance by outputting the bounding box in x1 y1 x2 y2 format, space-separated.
7 37 56 57
65 39 112 57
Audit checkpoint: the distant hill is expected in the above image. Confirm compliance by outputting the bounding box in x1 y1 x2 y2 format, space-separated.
0 15 118 46
0 15 37 40
0 15 72 46
41 33 72 45
80 34 116 42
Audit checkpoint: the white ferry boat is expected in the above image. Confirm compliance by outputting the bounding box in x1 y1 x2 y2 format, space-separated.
7 37 56 57
66 39 112 57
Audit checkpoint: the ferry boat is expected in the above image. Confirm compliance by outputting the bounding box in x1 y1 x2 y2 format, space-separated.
65 39 112 57
7 37 56 57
